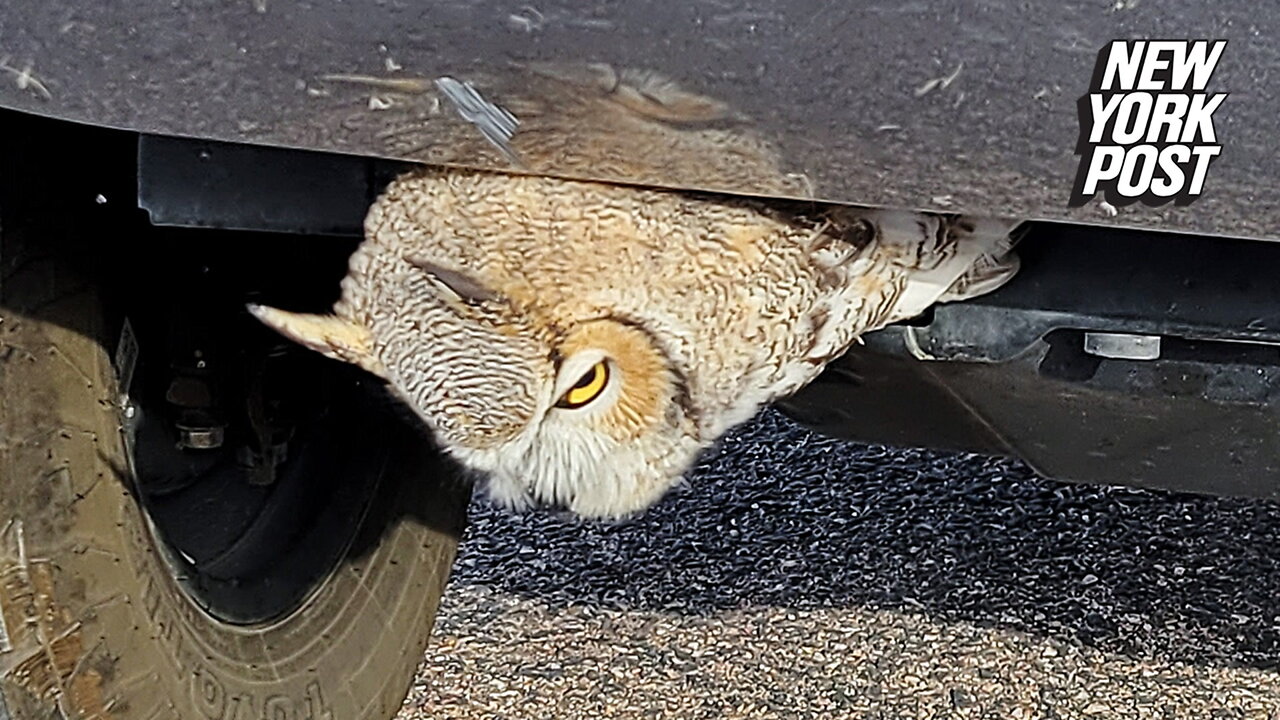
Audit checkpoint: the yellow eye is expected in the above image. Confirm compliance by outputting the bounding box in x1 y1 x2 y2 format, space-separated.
556 361 610 409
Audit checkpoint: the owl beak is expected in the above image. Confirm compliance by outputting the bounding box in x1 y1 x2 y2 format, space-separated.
247 304 387 376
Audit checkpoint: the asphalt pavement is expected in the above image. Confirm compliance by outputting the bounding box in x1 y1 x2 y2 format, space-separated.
398 409 1280 719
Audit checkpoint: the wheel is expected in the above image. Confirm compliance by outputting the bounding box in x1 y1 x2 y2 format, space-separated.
0 112 470 720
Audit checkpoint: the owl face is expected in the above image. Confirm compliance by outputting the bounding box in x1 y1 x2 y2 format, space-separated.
249 265 702 519
470 317 703 518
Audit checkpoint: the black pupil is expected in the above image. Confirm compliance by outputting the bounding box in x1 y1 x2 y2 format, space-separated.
572 365 598 390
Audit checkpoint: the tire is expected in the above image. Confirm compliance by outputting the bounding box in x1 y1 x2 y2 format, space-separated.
0 113 470 720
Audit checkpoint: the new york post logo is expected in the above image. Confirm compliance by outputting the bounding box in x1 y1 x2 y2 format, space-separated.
1069 40 1227 208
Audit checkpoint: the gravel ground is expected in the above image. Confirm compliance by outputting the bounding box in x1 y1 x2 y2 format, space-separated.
397 409 1280 719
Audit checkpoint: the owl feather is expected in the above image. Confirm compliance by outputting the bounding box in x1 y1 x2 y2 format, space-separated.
253 169 1019 519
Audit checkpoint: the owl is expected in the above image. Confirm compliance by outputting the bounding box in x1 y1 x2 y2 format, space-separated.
251 168 1019 519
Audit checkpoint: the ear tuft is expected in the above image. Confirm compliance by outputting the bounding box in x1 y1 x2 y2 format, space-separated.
247 304 385 376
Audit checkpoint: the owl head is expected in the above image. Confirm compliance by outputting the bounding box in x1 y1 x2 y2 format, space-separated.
248 167 1019 520
248 249 703 520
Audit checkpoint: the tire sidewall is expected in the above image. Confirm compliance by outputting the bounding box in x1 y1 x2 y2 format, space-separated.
0 119 468 720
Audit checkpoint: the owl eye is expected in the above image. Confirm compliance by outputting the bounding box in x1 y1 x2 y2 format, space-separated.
555 361 610 409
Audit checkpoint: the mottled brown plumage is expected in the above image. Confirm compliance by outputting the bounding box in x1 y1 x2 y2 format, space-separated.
253 169 1019 518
